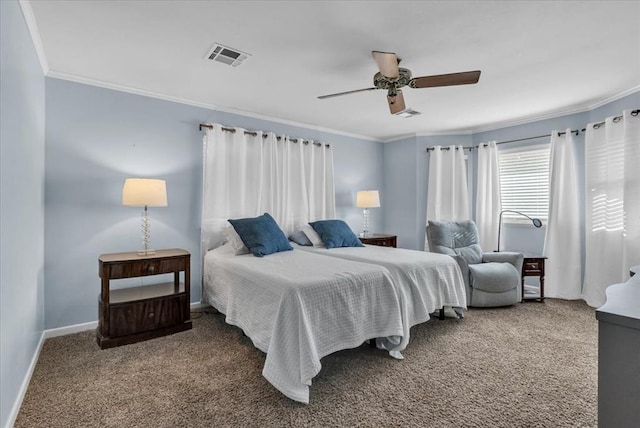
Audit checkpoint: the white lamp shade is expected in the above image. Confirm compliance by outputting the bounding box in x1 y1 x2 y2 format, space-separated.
122 178 168 207
356 190 380 208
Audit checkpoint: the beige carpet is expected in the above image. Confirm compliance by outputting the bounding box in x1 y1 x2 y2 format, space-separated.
16 299 597 428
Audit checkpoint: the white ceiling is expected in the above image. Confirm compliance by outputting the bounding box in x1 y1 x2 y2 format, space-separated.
26 0 640 141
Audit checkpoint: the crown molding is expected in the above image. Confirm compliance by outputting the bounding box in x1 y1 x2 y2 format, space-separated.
47 70 221 109
585 85 640 110
41 70 640 142
45 71 383 143
18 0 49 75
470 85 640 134
381 133 417 143
415 129 475 137
386 86 640 139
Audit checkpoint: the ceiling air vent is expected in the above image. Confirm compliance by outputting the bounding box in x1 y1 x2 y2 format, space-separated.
206 43 250 67
395 109 422 118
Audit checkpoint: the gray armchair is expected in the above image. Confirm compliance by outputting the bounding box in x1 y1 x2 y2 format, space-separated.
426 220 523 307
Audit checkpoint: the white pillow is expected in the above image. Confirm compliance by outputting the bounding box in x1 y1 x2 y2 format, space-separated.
298 224 324 247
222 225 249 255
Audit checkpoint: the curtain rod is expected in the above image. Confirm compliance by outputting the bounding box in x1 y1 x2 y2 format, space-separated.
202 108 638 151
425 146 473 152
580 108 639 132
425 129 579 152
484 129 579 147
480 108 638 146
199 123 330 148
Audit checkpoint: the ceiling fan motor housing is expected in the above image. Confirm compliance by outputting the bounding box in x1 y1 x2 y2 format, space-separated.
373 68 412 90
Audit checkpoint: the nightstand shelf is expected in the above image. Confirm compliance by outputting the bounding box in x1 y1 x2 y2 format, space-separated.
97 248 192 349
108 282 186 304
360 234 397 248
521 255 546 302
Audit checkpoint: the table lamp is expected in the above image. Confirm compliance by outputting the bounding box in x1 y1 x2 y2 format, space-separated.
356 190 380 238
122 178 167 255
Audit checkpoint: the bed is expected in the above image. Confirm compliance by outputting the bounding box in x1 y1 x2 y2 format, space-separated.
294 243 467 348
202 244 406 403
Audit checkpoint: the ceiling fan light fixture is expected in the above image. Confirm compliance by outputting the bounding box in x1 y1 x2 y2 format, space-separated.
395 109 422 118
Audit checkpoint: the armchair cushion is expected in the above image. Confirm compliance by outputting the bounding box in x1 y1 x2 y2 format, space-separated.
469 263 520 293
427 220 483 264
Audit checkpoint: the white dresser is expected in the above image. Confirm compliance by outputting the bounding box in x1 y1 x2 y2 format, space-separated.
596 273 640 427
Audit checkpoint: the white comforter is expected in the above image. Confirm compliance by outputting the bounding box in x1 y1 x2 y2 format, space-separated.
202 245 405 403
296 244 467 347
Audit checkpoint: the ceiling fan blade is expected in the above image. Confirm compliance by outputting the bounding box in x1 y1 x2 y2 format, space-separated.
387 90 406 114
409 70 481 89
318 87 377 99
372 50 399 79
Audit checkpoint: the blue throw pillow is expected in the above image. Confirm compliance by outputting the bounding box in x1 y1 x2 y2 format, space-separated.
228 213 293 257
309 219 364 249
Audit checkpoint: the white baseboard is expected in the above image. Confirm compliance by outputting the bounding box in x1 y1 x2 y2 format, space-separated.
5 332 45 428
6 301 205 428
44 320 98 339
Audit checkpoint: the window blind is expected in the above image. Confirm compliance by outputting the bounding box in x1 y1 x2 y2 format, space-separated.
499 146 550 221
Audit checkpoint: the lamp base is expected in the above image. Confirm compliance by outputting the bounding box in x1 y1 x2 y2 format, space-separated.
138 207 155 256
361 208 371 239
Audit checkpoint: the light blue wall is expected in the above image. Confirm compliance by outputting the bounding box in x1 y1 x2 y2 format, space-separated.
382 134 473 250
44 78 383 329
0 1 46 427
382 136 417 249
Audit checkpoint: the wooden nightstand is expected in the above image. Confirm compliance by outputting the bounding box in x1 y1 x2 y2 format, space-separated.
97 248 192 349
360 234 397 248
521 255 546 302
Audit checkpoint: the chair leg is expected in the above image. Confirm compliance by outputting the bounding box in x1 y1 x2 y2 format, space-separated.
439 307 445 320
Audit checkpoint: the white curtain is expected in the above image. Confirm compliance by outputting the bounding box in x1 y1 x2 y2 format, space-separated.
201 125 335 252
543 130 582 299
475 141 501 251
583 110 640 307
425 145 470 249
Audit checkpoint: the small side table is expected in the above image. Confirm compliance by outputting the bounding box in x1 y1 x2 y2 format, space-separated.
521 255 546 302
360 234 397 248
97 248 192 349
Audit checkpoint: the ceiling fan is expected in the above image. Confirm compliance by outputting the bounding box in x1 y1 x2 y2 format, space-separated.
318 51 481 115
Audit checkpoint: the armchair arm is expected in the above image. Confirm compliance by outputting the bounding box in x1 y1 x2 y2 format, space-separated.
482 252 524 274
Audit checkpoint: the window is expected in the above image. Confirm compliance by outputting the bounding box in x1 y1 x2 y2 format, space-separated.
499 145 550 222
